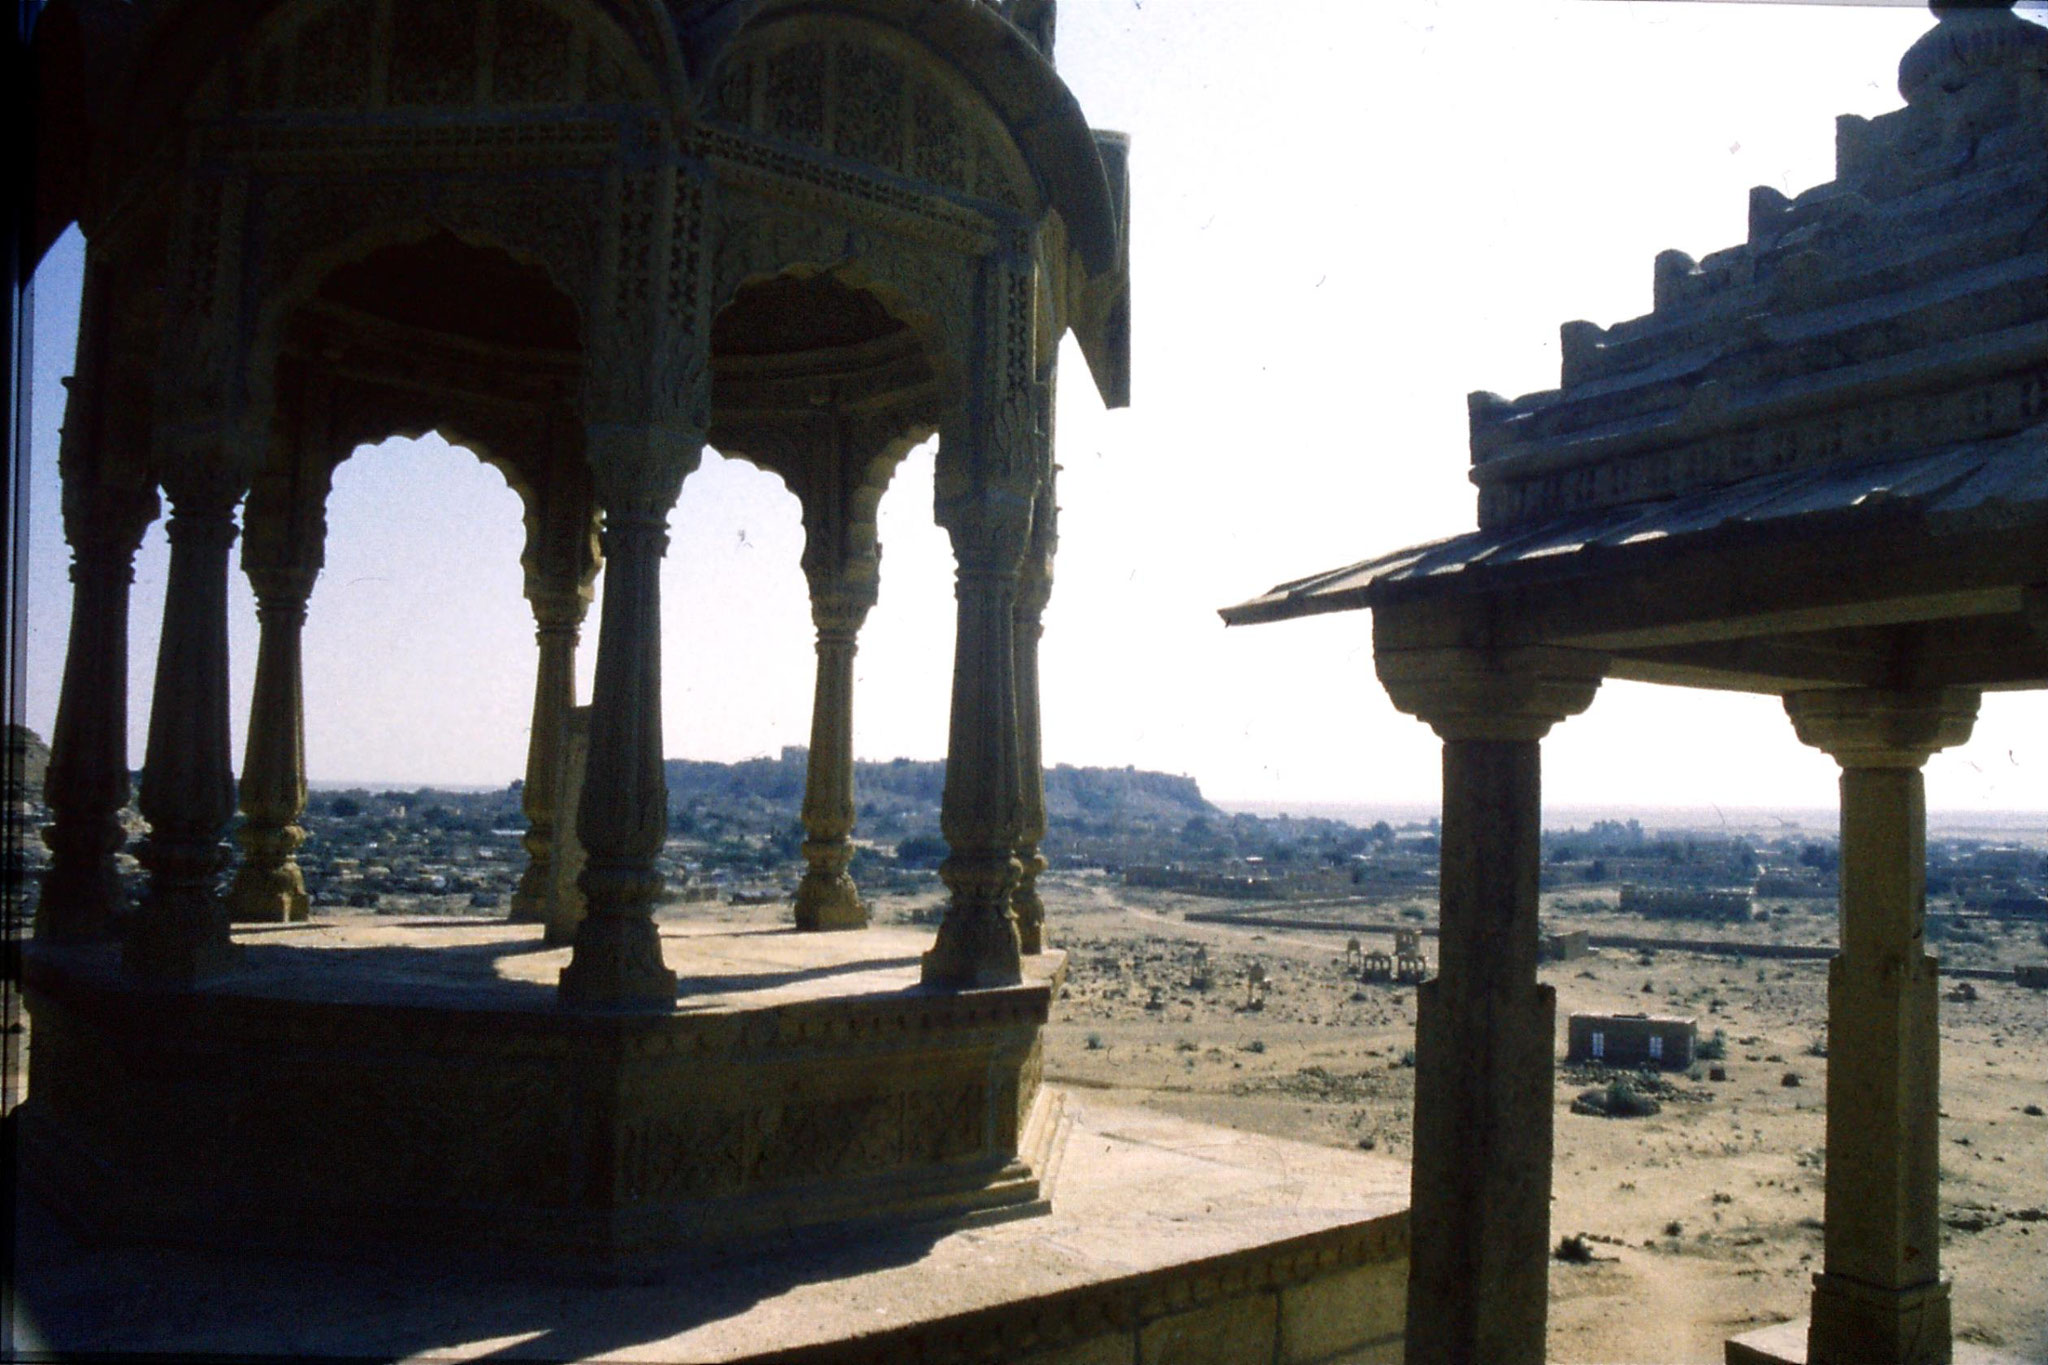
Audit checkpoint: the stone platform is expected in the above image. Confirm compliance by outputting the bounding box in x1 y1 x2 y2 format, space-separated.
11 1095 1410 1364
18 916 1062 1263
1725 1317 2032 1365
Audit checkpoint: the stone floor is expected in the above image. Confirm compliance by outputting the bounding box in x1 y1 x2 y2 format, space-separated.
12 912 1410 1362
213 911 967 1010
11 1095 1409 1364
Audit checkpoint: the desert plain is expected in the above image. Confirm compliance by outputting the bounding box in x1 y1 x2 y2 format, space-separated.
941 871 2048 1365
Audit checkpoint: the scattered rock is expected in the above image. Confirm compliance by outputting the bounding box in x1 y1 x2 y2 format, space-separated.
1554 1233 1594 1264
1944 1206 2003 1232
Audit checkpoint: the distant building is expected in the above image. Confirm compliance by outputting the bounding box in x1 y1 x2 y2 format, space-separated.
1618 884 1751 922
1753 872 1833 900
1541 930 1590 962
1566 1013 1696 1070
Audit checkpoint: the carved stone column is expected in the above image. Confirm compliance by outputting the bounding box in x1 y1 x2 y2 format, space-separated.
510 587 587 924
1787 687 1978 1365
225 565 316 923
36 485 158 942
1377 644 1603 1365
126 478 244 981
558 151 704 1005
557 473 684 1007
922 493 1033 989
794 590 871 932
1010 501 1054 955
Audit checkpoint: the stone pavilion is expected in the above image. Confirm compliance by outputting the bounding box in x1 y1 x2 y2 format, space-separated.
13 3 1417 1360
20 0 1135 1262
1226 4 2047 1363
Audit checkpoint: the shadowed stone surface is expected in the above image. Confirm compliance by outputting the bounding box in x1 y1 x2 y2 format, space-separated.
11 1095 1408 1365
21 918 1061 1261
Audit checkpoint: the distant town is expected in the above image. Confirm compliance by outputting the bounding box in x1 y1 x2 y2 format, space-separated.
5 729 2044 964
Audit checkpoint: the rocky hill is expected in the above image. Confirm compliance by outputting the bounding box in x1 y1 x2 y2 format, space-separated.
6 725 50 801
663 749 1217 836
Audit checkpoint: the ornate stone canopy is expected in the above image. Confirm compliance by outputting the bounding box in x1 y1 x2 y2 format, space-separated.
22 0 1129 1264
1227 6 2044 1364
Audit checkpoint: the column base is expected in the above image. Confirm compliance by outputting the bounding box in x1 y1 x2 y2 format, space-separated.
224 865 309 924
793 870 866 932
123 909 238 983
558 914 677 1008
925 853 1024 989
507 862 551 924
33 859 127 943
1807 1272 1951 1365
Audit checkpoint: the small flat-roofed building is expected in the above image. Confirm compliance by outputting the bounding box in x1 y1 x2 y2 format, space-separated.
1542 929 1591 962
1567 1012 1697 1070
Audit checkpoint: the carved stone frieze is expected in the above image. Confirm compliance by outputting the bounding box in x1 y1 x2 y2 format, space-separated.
19 946 1060 1255
154 169 250 472
695 125 1000 260
708 17 1036 215
709 192 975 380
1477 364 2048 526
231 0 657 119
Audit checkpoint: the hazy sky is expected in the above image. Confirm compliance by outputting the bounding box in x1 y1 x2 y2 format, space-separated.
21 1 2048 814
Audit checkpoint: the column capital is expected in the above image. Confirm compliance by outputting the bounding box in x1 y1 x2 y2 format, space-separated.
808 583 876 639
937 486 1036 575
586 422 702 522
247 562 318 608
1377 646 1604 742
62 484 158 564
526 583 591 634
1786 687 1979 769
1015 553 1054 619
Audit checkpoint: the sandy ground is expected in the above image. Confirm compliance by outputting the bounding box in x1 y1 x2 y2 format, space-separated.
1000 872 2048 1365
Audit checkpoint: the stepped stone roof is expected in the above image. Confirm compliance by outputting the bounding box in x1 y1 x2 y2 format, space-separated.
1227 3 2047 645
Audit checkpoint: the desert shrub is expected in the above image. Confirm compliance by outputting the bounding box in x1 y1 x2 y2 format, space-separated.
1554 1234 1593 1264
1697 1030 1728 1060
1084 1033 1103 1051
1781 1071 1803 1087
1604 1081 1660 1118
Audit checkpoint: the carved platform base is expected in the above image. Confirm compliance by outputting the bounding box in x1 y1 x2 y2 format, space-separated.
12 1096 1410 1365
18 918 1060 1263
1727 1316 2027 1365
